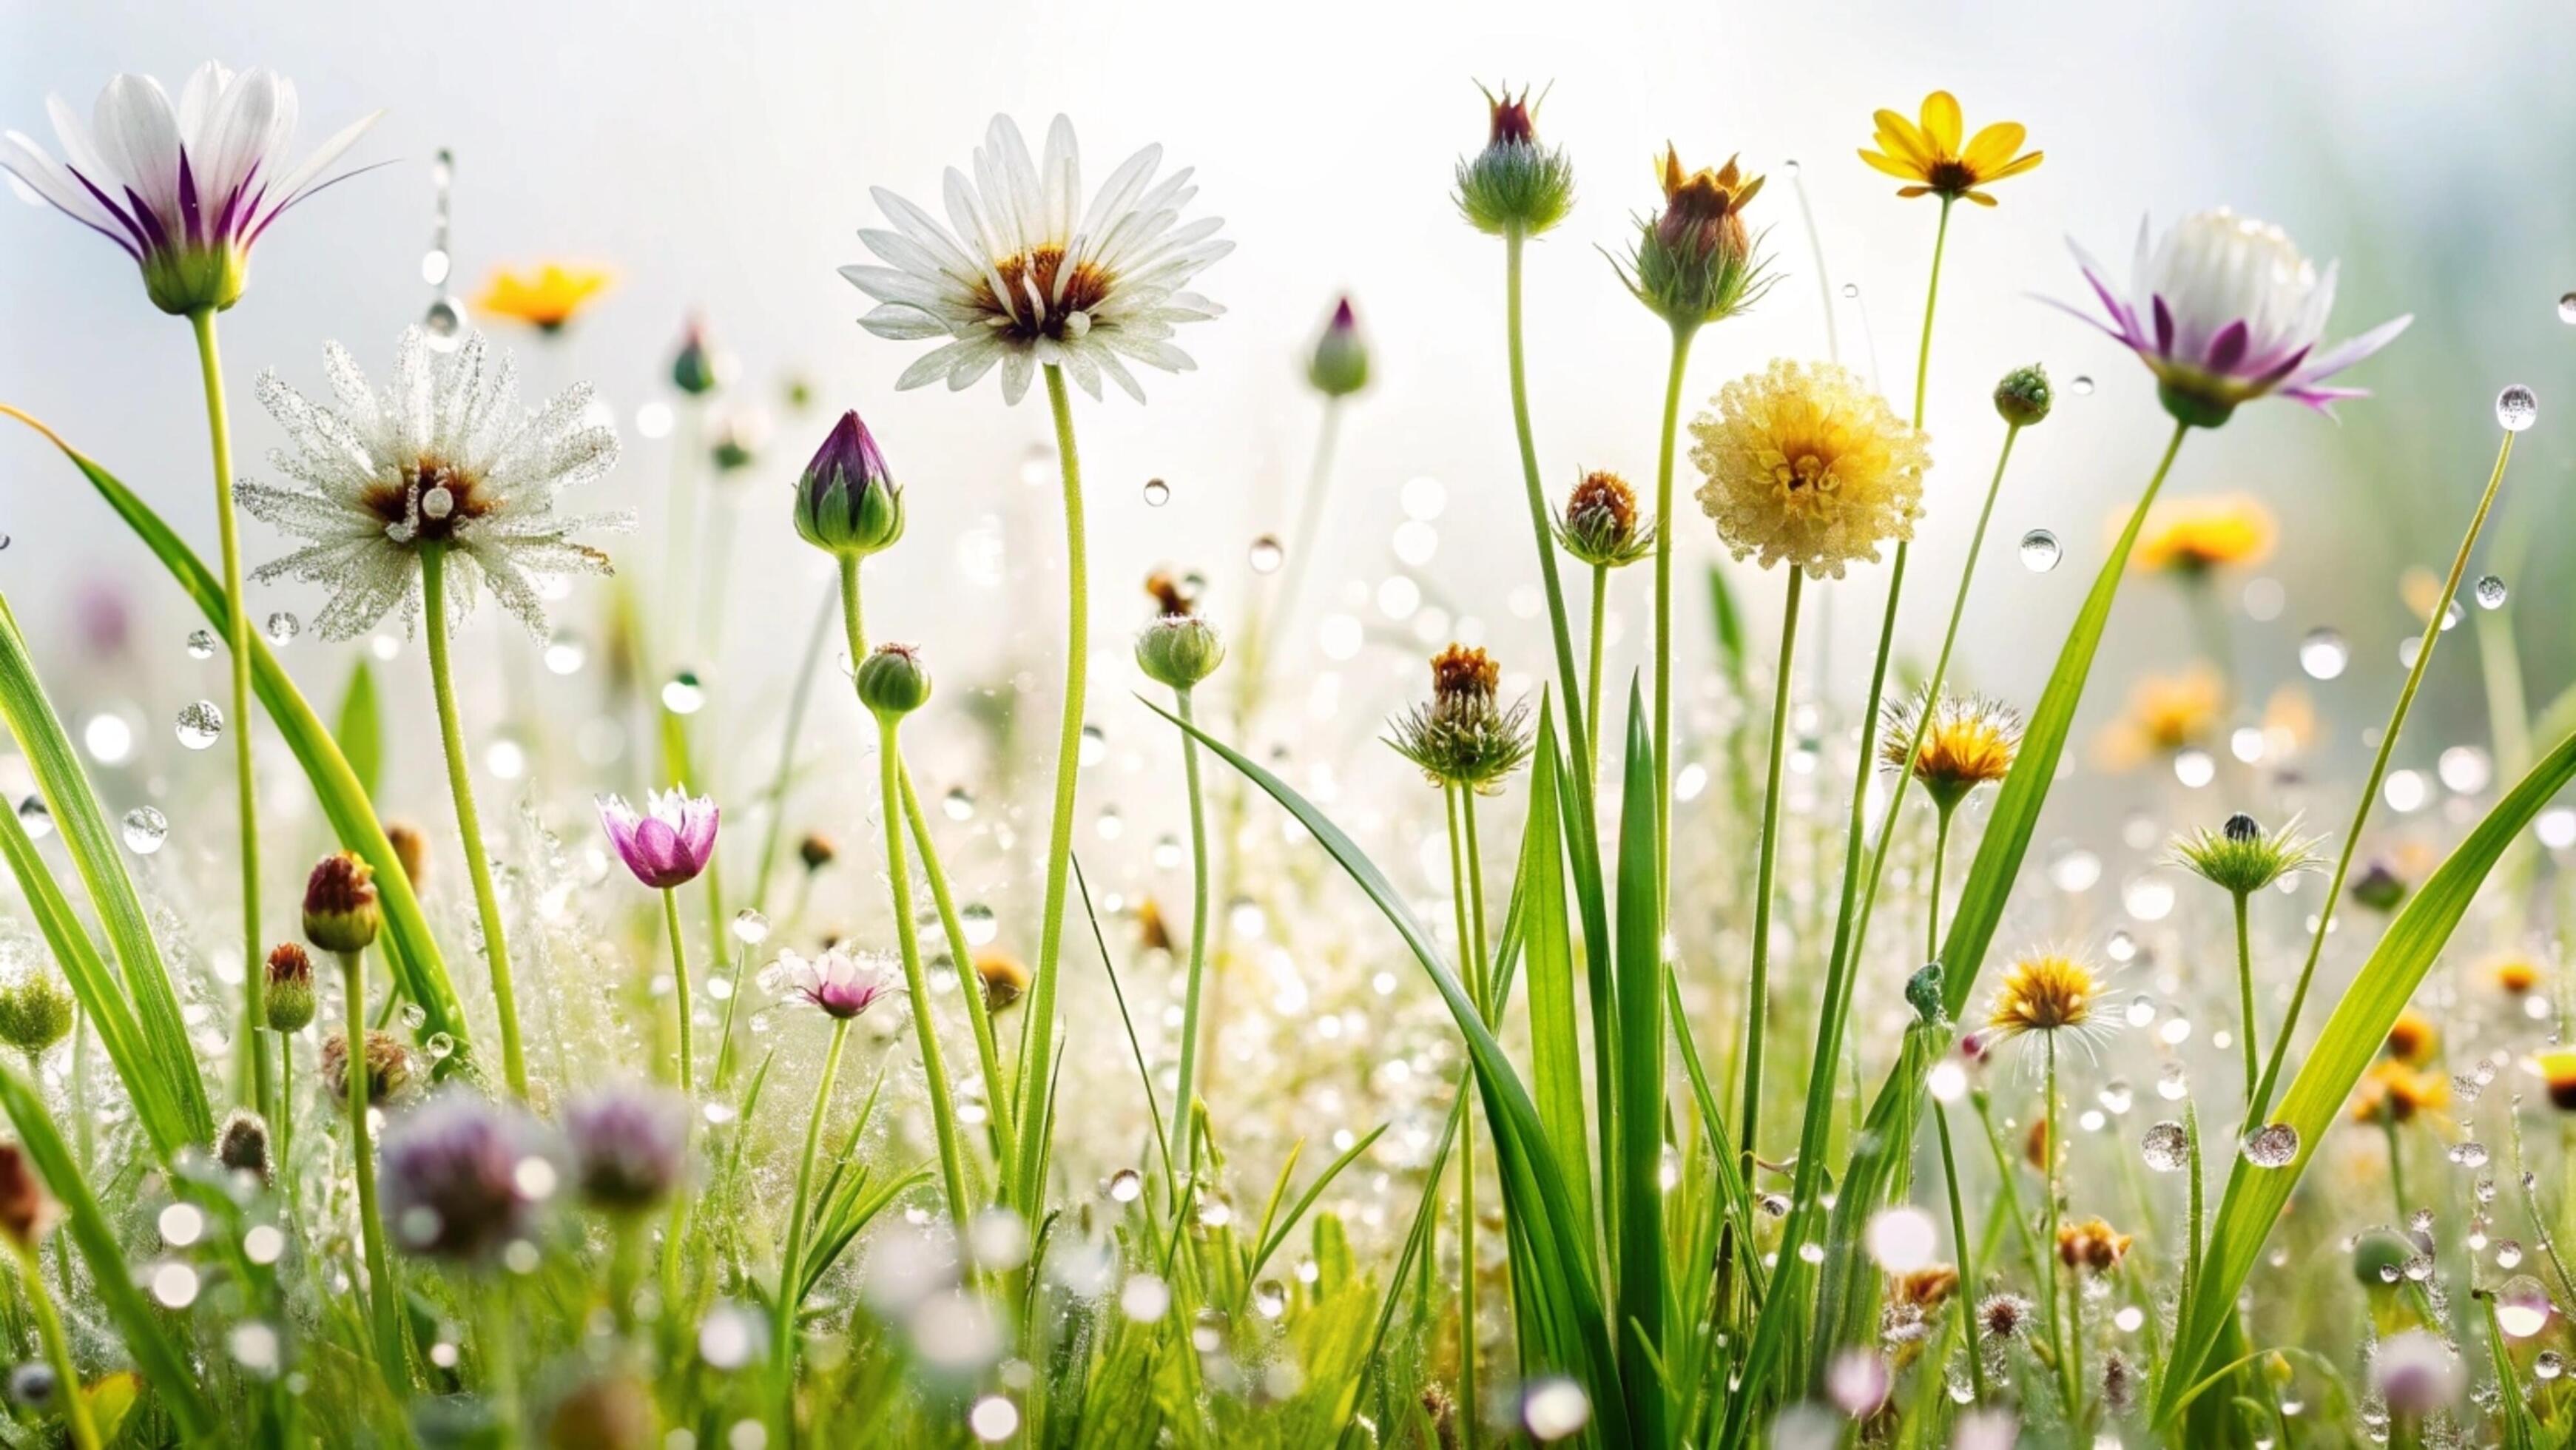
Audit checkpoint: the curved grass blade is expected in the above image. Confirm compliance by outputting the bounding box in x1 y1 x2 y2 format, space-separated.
2154 724 2576 1425
1247 1123 1388 1286
1611 681 1668 1444
334 658 384 801
3 410 469 1048
1520 709 1595 1259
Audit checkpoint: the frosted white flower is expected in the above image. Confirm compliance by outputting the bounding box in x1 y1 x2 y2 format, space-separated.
1 61 382 314
840 115 1231 405
239 328 629 641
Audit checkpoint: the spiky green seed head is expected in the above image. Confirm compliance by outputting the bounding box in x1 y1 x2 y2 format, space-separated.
0 973 72 1056
1994 365 2054 427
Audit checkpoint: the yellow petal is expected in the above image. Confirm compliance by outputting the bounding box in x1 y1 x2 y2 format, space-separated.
1985 150 2045 181
1858 149 1926 182
1896 185 1934 198
1960 121 2028 174
1872 109 1934 166
1963 189 2000 207
1919 91 1963 154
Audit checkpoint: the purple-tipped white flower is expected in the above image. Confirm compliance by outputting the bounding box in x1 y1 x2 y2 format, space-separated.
378 1088 558 1264
597 787 719 889
840 115 1231 405
775 948 897 1020
2371 1328 2461 1417
562 1082 691 1213
1 63 382 315
2053 209 2410 428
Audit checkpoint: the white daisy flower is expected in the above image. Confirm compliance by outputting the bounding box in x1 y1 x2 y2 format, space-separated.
240 327 630 641
840 115 1232 405
1 61 382 314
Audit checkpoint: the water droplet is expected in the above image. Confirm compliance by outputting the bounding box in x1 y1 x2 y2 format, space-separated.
2298 627 2349 681
1105 1168 1143 1204
1079 724 1106 766
943 787 975 821
421 485 456 520
263 612 300 646
661 670 706 715
1251 1279 1287 1319
16 798 51 840
184 629 216 660
2241 1122 2300 1168
121 806 168 855
1142 478 1170 507
2498 1275 2553 1338
2496 385 2539 433
422 297 465 348
542 632 587 675
731 909 771 946
174 700 223 750
1840 282 1859 300
1248 535 1284 574
2476 574 2508 610
425 1031 455 1061
2498 1239 2526 1269
2142 1122 2189 1172
2070 375 2095 396
961 903 999 947
2448 1140 2491 1169
2018 529 2061 572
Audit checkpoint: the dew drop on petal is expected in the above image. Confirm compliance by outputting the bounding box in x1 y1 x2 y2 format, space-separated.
121 806 168 854
174 700 223 750
1248 535 1284 574
2142 1121 2190 1172
2298 627 2349 680
2017 529 2061 572
1142 478 1171 507
2241 1122 2300 1168
2476 574 2509 610
2496 385 2539 432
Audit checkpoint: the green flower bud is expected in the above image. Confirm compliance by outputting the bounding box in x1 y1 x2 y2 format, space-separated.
264 944 317 1033
0 973 73 1056
322 1030 415 1106
855 644 933 719
1307 298 1370 398
670 317 729 397
302 852 382 954
794 411 906 558
1136 615 1226 690
1993 365 2054 427
1454 84 1574 237
2351 1227 2414 1290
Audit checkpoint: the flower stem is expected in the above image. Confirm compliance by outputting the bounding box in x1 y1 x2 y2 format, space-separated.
2232 892 2257 1110
1440 782 1490 1449
748 581 840 914
339 949 408 1392
1013 365 1088 1209
898 761 1015 1174
775 1014 849 1436
2252 428 2517 1121
877 717 972 1232
479 1283 522 1449
1169 687 1214 1177
2383 1113 2410 1223
14 1239 98 1450
1651 322 1698 909
1912 200 1953 427
419 546 528 1099
1503 229 1597 821
1584 563 1608 781
188 308 267 1116
1927 806 1955 964
1737 567 1804 1182
2046 1031 2078 1423
661 887 694 1096
1930 1101 1984 1403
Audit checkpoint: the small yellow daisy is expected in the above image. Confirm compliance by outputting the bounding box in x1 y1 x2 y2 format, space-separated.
476 262 615 332
1988 953 2101 1039
2131 494 2276 576
1858 92 2043 206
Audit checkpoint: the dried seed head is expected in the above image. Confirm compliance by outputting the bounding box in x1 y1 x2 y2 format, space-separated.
218 1108 272 1184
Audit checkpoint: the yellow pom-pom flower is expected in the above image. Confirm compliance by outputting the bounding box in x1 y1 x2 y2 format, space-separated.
1689 360 1929 579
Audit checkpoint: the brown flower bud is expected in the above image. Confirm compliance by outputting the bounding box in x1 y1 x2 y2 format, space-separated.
975 953 1031 1014
0 1143 57 1250
385 821 430 888
323 1030 415 1106
1429 644 1501 710
302 852 381 954
798 833 837 872
264 944 316 1033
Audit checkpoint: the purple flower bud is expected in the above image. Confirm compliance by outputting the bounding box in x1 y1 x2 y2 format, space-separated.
777 948 898 1020
598 787 720 889
378 1088 559 1264
562 1082 692 1213
794 410 905 558
2372 1329 2461 1417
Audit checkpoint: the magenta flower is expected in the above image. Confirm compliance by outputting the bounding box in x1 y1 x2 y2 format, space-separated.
775 948 897 1020
597 787 718 888
2050 209 2410 428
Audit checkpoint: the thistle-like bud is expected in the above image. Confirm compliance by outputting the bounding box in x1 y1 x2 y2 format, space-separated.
670 316 729 397
2349 859 2410 913
0 974 72 1056
855 643 933 719
799 833 837 872
385 821 430 888
976 952 1031 1014
264 944 317 1033
1454 84 1574 237
1136 615 1227 691
1553 470 1655 568
0 1144 57 1251
2172 812 2324 899
2223 812 2260 843
793 410 906 559
562 1083 691 1213
323 1030 416 1106
1992 365 2054 427
1616 148 1774 328
1306 297 1370 398
217 1108 273 1184
302 852 382 954
1386 644 1533 793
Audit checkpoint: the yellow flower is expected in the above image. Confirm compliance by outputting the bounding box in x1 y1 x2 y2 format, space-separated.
1988 953 2100 1039
1881 691 2021 812
2382 1009 2438 1066
2131 494 2276 576
1858 92 2042 206
1688 360 1928 579
475 262 614 332
2094 664 2225 770
2486 954 2544 997
2350 1058 2447 1125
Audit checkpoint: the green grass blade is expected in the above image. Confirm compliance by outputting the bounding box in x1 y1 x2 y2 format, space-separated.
0 595 212 1147
334 658 384 801
1611 680 1668 1443
1520 707 1595 1260
0 1063 216 1437
2155 724 2576 1425
1248 1123 1389 1284
12 417 470 1048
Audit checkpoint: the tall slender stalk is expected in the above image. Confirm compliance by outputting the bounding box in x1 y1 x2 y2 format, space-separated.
1926 809 1956 962
1737 568 1804 1180
661 888 695 1095
748 583 840 914
1650 321 1697 903
188 308 266 1114
1931 1101 1984 1403
1167 687 1214 1176
14 1238 98 1450
338 948 407 1390
1584 564 1609 780
2251 428 2516 1120
2045 1032 2078 1423
1502 229 1596 816
899 762 1015 1178
1440 781 1495 1449
420 547 529 1099
1012 365 1089 1207
775 1015 851 1439
877 716 972 1232
2231 893 2256 1109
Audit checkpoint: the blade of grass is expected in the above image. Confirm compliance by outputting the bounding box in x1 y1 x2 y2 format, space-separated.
2154 724 2576 1426
1611 681 1669 1444
1247 1123 1388 1286
334 658 384 801
1520 708 1595 1261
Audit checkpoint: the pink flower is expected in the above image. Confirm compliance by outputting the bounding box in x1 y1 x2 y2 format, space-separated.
597 787 718 889
775 948 897 1020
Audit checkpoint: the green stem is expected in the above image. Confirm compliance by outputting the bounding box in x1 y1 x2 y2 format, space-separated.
420 546 527 1098
2232 892 2256 1110
2046 1033 2077 1423
1170 687 1214 1177
1013 365 1088 1210
340 950 407 1392
662 887 694 1096
1502 228 1597 829
479 1283 522 1449
1439 781 1491 1449
188 308 266 1116
2252 429 2516 1121
1651 321 1698 908
748 582 840 914
1584 563 1608 782
1931 1101 1984 1403
15 1241 98 1450
2384 1114 2410 1224
899 761 1014 1181
1927 806 1955 965
1460 792 1494 1014
877 717 972 1232
1911 200 1953 428
1737 567 1804 1181
775 1015 850 1437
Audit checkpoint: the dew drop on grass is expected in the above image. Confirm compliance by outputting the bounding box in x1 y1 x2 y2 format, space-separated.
2141 1122 2189 1172
16 798 50 840
1142 478 1171 507
174 700 223 750
1521 1377 1591 1441
121 806 167 854
1250 1279 1287 1319
2017 529 2060 572
2497 1275 2553 1338
2298 627 2349 680
2540 1350 2567 1380
1249 535 1284 574
1105 1168 1143 1204
2497 384 2539 432
185 629 217 660
661 670 706 715
2477 574 2509 610
2498 1239 2526 1269
2448 1141 2490 1169
2241 1122 2299 1167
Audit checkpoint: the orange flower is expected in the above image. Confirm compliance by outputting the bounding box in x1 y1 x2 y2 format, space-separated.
2350 1059 2447 1125
2131 494 2275 576
476 262 613 332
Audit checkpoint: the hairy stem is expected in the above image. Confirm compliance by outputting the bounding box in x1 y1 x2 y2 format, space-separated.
421 546 527 1098
878 717 972 1231
774 1015 849 1437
